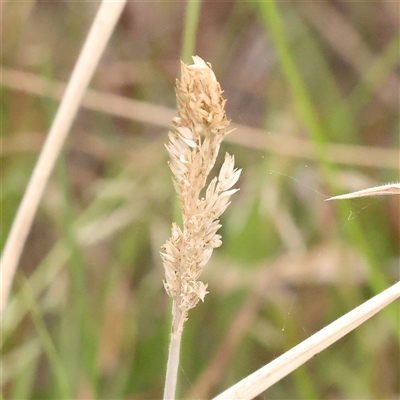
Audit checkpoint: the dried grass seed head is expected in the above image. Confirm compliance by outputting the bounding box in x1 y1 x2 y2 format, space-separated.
161 56 241 325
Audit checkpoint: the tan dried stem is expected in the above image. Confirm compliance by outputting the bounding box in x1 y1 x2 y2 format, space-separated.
161 56 241 399
0 0 127 314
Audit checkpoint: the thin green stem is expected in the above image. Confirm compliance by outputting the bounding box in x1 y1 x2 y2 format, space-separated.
257 0 393 295
20 276 71 398
181 0 202 63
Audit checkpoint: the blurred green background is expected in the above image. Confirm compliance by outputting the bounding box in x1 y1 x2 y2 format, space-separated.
2 1 399 399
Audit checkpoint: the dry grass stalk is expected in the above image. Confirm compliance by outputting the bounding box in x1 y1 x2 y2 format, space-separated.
325 182 400 201
212 281 400 399
3 67 400 169
0 0 127 315
161 56 241 399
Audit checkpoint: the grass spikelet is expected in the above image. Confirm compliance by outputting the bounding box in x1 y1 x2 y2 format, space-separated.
161 56 241 399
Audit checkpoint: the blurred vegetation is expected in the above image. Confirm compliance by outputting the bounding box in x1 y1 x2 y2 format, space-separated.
1 1 399 399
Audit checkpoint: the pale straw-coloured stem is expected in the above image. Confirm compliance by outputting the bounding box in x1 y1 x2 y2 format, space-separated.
0 0 126 314
2 68 400 170
163 298 184 400
164 331 182 400
325 182 400 201
213 281 400 399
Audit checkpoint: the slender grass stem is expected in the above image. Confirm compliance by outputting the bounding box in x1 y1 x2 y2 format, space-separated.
181 0 201 63
163 299 183 400
213 281 400 399
0 0 126 313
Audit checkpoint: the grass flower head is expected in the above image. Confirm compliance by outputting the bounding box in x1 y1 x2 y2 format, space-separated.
161 56 241 334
